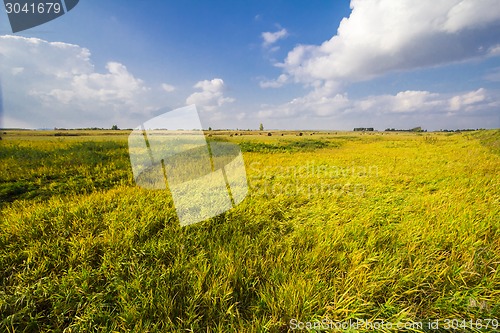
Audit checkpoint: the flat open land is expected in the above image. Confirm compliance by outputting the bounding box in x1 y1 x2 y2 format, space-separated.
1 129 499 332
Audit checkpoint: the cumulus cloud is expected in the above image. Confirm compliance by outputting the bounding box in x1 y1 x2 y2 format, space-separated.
161 83 176 92
40 61 149 106
280 0 500 85
186 78 234 111
258 81 347 118
256 0 500 129
258 88 499 122
262 28 288 47
0 35 173 128
447 88 487 112
489 45 500 57
259 74 288 88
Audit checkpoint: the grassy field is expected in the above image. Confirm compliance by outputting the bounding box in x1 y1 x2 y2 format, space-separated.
0 129 499 332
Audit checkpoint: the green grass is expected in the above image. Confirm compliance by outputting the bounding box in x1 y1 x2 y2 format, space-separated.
0 137 132 204
472 129 500 155
1 130 499 332
237 139 339 153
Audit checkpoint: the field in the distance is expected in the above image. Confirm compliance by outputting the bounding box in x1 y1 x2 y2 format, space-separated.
1 129 499 332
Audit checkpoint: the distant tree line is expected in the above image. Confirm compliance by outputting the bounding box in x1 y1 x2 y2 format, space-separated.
385 127 424 132
384 127 483 132
438 128 483 132
53 125 120 130
353 127 374 131
54 127 104 130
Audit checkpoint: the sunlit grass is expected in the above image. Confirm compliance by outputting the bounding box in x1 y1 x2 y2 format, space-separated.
1 130 499 332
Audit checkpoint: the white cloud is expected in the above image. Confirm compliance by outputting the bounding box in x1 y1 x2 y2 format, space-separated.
258 88 498 124
448 88 487 112
258 81 344 118
488 44 500 57
255 1 500 130
0 35 175 128
259 74 288 88
161 83 176 92
42 61 149 106
356 91 444 115
442 0 500 33
11 67 24 75
262 28 288 47
186 78 234 111
280 0 500 86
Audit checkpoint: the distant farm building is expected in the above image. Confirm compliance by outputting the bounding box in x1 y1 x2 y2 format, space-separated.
354 127 374 132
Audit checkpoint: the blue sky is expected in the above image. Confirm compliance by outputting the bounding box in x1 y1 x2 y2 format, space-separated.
1 0 499 130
